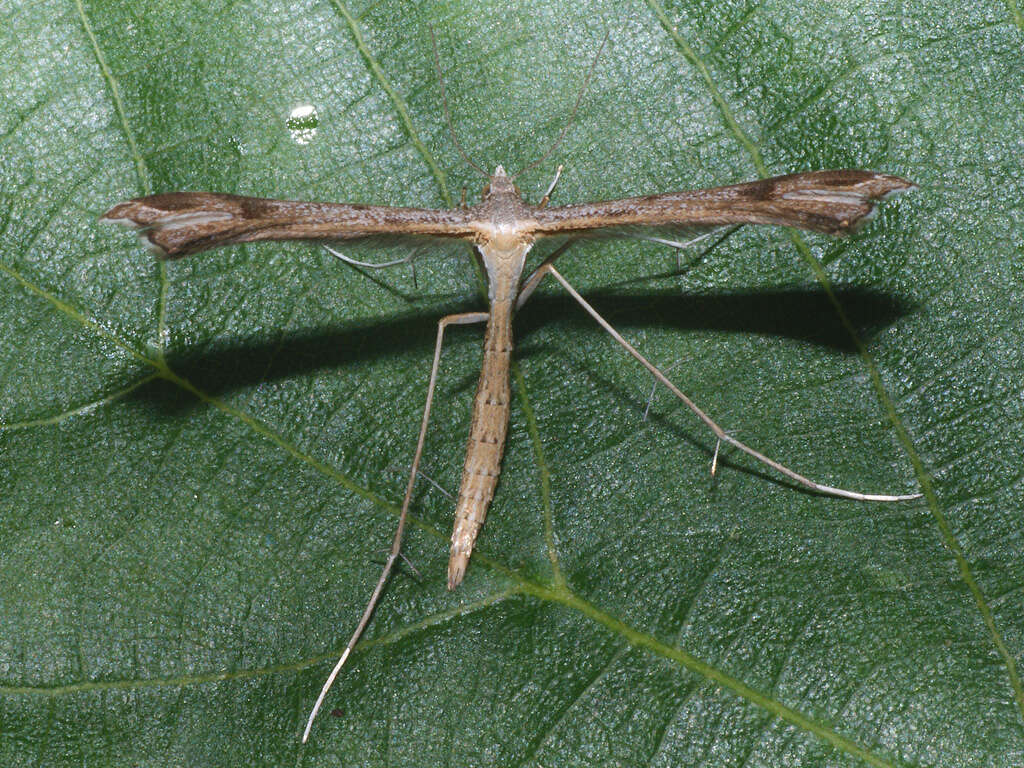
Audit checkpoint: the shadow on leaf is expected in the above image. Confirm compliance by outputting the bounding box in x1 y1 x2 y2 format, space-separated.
128 286 912 413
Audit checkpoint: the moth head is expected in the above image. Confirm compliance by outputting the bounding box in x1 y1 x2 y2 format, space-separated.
481 165 520 200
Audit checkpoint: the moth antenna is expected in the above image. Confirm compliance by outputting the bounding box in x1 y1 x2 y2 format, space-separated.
512 30 610 181
430 26 487 178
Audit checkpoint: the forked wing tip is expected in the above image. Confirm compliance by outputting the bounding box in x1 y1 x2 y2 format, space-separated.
99 211 171 258
784 171 917 235
879 180 918 199
848 176 916 233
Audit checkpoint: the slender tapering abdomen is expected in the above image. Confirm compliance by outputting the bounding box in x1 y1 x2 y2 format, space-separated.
446 223 531 590
447 295 514 589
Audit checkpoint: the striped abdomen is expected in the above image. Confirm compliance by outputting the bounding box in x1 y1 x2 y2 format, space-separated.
447 296 514 589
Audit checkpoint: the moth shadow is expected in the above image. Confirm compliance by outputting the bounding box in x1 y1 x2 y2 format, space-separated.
129 286 911 415
516 285 913 352
130 302 475 413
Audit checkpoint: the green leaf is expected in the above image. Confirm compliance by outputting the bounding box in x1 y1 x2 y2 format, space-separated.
2 0 1022 765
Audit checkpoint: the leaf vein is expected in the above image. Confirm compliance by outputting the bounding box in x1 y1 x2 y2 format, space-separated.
519 583 905 768
72 0 174 359
516 643 629 768
646 0 766 177
327 0 452 206
790 237 1024 725
72 0 150 195
512 360 563 586
0 258 150 366
650 0 1024 727
0 374 158 431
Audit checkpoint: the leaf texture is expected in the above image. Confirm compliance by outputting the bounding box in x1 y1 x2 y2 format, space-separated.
1 1 1022 766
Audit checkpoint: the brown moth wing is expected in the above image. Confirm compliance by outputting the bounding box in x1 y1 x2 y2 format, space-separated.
530 170 916 240
101 193 480 259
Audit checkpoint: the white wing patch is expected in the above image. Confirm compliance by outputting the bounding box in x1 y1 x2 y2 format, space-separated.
100 211 235 256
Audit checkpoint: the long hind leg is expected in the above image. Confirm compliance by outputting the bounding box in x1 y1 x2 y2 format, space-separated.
302 310 488 743
523 262 920 502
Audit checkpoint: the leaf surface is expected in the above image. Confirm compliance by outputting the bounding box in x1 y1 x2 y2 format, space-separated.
2 1 1022 765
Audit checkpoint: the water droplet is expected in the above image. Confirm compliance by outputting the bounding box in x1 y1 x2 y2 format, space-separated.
287 104 318 145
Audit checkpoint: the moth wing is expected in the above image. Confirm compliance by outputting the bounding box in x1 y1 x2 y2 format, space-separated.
101 193 479 259
531 170 915 241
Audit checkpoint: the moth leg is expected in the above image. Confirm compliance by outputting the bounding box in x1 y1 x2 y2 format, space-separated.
642 360 684 422
543 264 921 503
678 224 742 271
625 225 740 271
633 228 727 251
302 310 489 744
413 466 456 501
323 244 414 270
515 241 576 311
538 164 564 208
